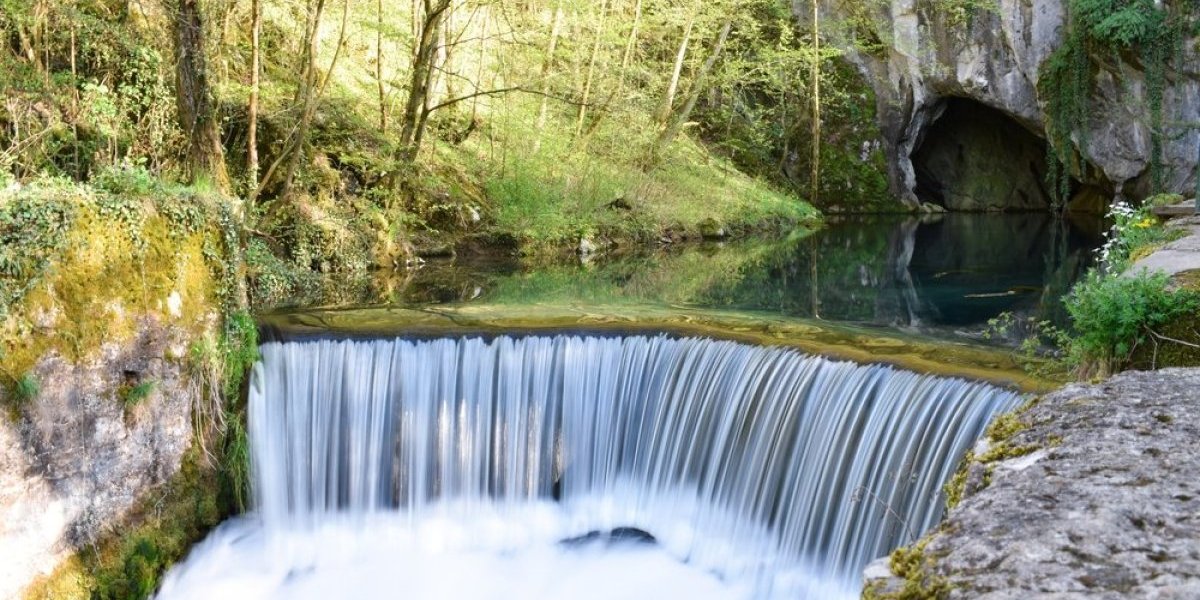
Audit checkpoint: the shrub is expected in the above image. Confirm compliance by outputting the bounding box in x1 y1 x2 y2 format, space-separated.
119 380 156 409
14 372 40 405
1065 270 1200 374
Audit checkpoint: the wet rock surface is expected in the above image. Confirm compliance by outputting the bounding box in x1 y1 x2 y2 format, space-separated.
0 317 196 598
864 368 1200 599
560 527 659 549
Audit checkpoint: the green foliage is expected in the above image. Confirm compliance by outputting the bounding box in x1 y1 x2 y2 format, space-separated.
118 380 156 409
1073 0 1166 48
223 416 252 513
220 311 259 400
982 312 1073 379
924 0 999 29
1065 269 1200 372
1041 1 1195 201
1097 200 1179 272
0 1 180 180
14 372 40 404
0 181 79 316
246 237 314 306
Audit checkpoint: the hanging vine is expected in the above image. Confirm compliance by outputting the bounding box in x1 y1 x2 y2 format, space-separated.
1039 0 1195 207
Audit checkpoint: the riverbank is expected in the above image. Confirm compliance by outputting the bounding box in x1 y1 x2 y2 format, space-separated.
862 368 1200 599
860 202 1200 599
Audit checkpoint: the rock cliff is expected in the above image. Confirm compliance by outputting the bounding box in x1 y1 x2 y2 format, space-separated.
816 0 1200 210
0 318 198 598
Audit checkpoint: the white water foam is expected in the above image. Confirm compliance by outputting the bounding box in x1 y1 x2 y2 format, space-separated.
159 334 1022 598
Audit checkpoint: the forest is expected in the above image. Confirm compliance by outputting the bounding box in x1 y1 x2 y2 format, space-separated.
0 0 893 279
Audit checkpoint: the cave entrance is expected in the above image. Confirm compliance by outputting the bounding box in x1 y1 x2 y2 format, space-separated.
912 98 1064 212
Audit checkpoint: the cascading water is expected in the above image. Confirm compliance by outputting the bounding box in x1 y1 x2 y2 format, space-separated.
159 333 1022 599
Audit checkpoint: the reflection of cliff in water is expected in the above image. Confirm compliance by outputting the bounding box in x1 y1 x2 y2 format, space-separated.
296 214 1103 343
756 214 1103 333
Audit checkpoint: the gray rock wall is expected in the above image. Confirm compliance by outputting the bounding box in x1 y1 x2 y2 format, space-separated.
0 317 196 598
813 0 1200 209
863 368 1200 598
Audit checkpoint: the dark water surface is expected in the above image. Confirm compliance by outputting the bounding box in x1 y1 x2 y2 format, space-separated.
311 213 1104 344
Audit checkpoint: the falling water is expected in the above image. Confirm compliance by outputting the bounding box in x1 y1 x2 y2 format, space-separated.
159 334 1022 599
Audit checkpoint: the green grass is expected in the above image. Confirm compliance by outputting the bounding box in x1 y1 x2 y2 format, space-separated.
118 381 156 409
452 97 818 252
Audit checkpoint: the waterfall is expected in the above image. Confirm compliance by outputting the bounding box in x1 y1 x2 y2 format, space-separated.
161 334 1022 599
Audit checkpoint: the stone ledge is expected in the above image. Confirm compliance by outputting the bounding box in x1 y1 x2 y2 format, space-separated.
863 369 1200 599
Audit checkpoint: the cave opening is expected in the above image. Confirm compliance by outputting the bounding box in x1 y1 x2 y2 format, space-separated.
912 98 1084 212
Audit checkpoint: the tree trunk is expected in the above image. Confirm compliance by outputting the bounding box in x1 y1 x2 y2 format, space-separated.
533 0 565 152
377 0 387 132
658 6 696 126
248 0 262 199
575 0 611 138
399 0 452 162
173 0 231 193
277 0 329 200
620 0 642 73
809 0 821 205
649 20 732 166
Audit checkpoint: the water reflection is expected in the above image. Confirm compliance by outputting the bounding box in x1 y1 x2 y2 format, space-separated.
303 214 1103 342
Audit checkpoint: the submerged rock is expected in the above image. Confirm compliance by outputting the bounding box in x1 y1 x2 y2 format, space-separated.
559 527 658 549
699 218 729 240
864 368 1200 599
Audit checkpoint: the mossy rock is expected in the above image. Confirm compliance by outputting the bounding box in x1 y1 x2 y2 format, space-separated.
698 217 728 240
1146 193 1185 209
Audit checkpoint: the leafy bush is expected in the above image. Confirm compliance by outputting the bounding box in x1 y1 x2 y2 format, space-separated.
1065 270 1200 374
1073 0 1166 48
0 183 79 316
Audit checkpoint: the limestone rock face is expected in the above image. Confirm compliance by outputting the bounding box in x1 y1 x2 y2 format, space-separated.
818 0 1200 209
0 318 196 598
863 368 1200 598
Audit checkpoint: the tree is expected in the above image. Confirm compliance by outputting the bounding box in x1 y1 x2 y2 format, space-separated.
658 1 698 126
576 0 612 138
533 0 565 151
247 0 262 199
809 0 821 204
648 18 733 167
398 0 452 162
172 0 230 192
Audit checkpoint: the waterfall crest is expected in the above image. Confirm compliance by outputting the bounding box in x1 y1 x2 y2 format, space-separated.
229 333 1021 597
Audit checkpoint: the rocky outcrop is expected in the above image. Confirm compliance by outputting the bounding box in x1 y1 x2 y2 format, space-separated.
818 0 1200 209
863 368 1200 598
0 317 197 599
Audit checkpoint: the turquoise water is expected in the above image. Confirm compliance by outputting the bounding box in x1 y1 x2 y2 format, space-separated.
371 213 1103 341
